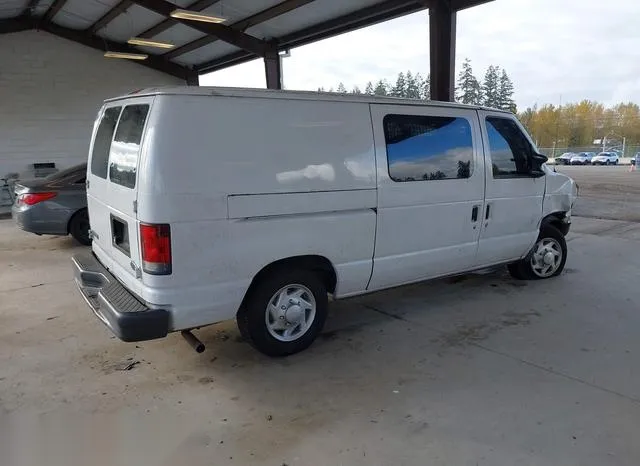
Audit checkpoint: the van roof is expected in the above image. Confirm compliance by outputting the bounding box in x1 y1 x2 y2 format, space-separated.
106 86 511 113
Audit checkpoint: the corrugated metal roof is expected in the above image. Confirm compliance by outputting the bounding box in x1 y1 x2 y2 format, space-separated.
0 0 493 79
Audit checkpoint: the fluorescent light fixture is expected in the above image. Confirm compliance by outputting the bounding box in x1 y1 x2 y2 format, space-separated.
127 37 175 49
104 51 148 60
170 9 226 23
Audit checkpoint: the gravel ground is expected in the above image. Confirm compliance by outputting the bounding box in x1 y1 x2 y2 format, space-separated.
554 165 640 221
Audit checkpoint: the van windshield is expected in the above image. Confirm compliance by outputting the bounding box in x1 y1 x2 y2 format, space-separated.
109 104 149 189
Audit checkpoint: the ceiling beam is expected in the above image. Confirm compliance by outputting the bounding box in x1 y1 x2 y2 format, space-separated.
131 0 267 55
21 0 43 17
88 0 133 34
137 0 221 39
0 16 36 34
43 0 69 22
164 0 315 60
278 0 424 50
195 0 424 74
40 21 191 80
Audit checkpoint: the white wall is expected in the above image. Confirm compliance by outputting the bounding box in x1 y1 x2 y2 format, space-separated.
0 30 183 177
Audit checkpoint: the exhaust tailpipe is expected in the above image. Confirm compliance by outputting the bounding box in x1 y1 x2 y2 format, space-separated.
181 330 205 353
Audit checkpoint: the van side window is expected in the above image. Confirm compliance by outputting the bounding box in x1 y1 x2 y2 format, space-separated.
90 107 121 179
383 115 473 182
485 117 534 178
109 104 149 189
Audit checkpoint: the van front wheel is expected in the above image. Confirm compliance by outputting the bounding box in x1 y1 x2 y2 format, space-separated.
508 224 567 280
237 269 328 356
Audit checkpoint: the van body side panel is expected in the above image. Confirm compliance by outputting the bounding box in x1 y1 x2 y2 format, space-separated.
368 105 486 290
135 95 377 330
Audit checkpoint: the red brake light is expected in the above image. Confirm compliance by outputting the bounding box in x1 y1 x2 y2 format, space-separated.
20 192 57 206
140 223 172 275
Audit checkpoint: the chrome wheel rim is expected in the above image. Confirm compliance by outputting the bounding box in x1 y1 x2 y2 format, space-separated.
265 284 316 342
530 238 562 278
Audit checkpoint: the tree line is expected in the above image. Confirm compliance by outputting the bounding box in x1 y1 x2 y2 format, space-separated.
321 58 516 112
518 102 640 152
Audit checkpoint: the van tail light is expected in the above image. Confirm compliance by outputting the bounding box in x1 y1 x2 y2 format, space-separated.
18 192 57 206
140 223 172 275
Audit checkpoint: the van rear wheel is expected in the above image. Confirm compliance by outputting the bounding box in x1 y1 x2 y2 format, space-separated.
237 268 328 356
508 224 567 280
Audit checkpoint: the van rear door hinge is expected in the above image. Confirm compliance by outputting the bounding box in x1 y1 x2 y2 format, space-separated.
133 200 138 213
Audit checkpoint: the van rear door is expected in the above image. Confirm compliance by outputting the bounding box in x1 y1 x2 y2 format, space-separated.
87 97 153 293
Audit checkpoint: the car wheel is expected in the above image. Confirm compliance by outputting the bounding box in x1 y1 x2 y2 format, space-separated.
508 225 567 280
69 208 91 246
237 268 328 356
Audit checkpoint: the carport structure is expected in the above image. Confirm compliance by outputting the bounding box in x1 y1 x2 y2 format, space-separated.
1 0 492 101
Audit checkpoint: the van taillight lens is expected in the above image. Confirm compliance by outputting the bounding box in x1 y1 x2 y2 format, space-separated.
140 223 172 275
19 192 57 206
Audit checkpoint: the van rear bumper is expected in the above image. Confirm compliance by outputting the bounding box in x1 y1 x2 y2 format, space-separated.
71 252 169 342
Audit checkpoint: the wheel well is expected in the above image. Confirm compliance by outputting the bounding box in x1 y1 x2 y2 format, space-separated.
243 255 337 304
67 207 88 234
541 212 569 236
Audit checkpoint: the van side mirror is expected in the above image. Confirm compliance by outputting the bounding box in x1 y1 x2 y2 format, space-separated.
530 153 548 177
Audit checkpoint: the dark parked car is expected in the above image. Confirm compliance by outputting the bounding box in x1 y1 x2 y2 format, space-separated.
12 163 90 245
556 152 575 165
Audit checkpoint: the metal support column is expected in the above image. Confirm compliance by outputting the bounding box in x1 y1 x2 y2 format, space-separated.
429 0 456 101
264 46 282 90
186 70 199 86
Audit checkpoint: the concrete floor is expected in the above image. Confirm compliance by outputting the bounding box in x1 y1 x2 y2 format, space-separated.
1 167 639 465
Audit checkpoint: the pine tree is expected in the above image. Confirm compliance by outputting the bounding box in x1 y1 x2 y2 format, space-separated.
420 74 431 100
456 58 482 105
364 81 374 95
497 69 516 113
482 65 500 108
336 82 347 93
374 80 388 96
405 71 421 99
317 87 325 92
391 72 407 97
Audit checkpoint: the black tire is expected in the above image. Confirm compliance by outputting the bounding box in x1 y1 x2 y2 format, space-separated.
508 224 567 280
69 208 91 246
237 268 328 357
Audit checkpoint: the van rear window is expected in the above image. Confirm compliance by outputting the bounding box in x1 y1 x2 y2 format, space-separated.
90 107 121 179
109 104 149 189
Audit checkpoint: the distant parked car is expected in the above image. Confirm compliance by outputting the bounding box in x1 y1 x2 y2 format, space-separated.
631 153 640 165
556 152 575 165
12 163 90 245
591 152 619 165
570 152 595 165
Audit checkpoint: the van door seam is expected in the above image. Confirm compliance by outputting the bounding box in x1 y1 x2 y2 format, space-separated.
365 103 379 291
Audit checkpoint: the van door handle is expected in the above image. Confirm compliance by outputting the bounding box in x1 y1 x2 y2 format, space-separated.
485 204 491 220
471 205 479 222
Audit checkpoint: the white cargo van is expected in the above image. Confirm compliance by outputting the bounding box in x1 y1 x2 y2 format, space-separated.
72 87 577 356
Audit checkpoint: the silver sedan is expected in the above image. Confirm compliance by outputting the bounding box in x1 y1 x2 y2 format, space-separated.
12 163 90 245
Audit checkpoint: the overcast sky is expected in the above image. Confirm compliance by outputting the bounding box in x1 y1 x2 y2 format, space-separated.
200 0 640 109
